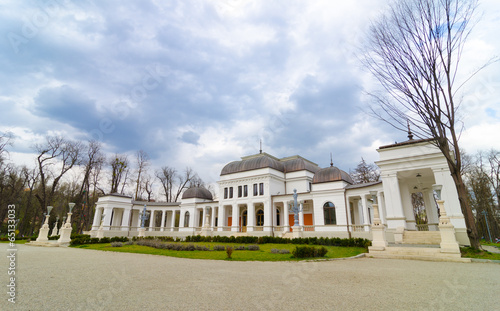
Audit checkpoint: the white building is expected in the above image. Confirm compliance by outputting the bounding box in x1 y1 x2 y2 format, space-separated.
89 138 470 245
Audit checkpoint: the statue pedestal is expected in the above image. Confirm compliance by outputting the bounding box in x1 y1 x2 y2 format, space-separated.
200 225 211 237
138 227 146 237
437 200 460 254
96 227 104 239
58 224 72 243
292 226 302 238
50 226 58 237
370 221 388 250
36 225 50 242
394 226 404 244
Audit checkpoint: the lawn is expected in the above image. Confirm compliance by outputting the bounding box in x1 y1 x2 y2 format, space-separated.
461 246 500 261
72 242 367 261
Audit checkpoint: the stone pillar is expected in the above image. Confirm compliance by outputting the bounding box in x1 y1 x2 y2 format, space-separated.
102 208 113 230
362 196 370 229
263 201 272 232
247 203 255 232
36 215 51 242
299 202 304 227
217 206 225 231
283 201 289 232
170 211 176 231
381 174 406 229
121 208 131 231
149 210 155 231
92 207 103 230
231 204 239 232
211 207 217 228
179 210 185 228
160 210 166 232
369 194 388 250
58 213 74 244
437 200 460 254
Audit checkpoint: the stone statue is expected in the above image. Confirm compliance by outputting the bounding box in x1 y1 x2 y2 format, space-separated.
140 207 150 228
289 189 302 226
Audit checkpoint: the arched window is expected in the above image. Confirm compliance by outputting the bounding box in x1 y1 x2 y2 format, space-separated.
256 209 264 226
324 202 336 225
184 211 190 227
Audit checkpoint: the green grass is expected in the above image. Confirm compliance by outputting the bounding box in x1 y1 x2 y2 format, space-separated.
461 247 500 261
72 242 367 261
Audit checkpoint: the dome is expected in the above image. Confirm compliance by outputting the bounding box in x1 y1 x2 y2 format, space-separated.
221 154 285 176
182 187 213 200
283 157 321 173
312 166 354 184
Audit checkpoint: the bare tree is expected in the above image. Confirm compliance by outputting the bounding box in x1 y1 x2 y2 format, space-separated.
174 167 198 202
350 158 380 184
0 131 13 162
361 0 492 248
155 166 177 202
34 136 83 217
134 150 150 200
109 154 129 194
143 173 154 202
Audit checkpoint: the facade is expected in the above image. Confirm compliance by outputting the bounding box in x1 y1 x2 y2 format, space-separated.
89 138 470 245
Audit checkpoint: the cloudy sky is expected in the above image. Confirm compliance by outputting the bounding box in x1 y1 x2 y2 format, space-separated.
1 0 499 189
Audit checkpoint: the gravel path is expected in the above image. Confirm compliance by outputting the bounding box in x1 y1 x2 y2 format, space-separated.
2 243 499 311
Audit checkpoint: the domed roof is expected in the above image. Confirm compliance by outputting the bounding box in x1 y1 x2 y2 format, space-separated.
182 187 213 200
221 154 285 176
312 165 354 184
283 157 321 173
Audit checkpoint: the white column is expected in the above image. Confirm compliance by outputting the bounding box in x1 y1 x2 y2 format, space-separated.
217 206 225 231
361 196 370 225
263 201 272 232
102 207 113 230
92 207 103 230
231 204 239 232
424 190 439 228
211 207 216 228
283 201 289 232
170 211 176 231
381 174 405 229
121 208 131 231
299 202 304 226
247 203 255 231
149 210 155 231
160 210 166 231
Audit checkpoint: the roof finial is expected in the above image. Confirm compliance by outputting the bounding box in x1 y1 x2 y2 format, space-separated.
407 119 414 140
259 139 262 154
330 152 333 167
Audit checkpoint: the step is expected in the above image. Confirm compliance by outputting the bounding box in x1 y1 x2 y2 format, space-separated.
403 231 441 245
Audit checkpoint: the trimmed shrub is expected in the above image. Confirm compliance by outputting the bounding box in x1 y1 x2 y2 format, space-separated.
247 245 260 251
125 240 134 245
234 246 245 250
99 237 111 243
213 245 225 251
272 248 290 254
292 246 328 258
111 242 123 247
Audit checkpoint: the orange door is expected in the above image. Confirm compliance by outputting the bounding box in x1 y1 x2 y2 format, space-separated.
304 214 313 226
228 217 232 227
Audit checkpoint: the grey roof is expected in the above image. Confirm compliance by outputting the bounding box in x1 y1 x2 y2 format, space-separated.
312 166 354 184
182 187 213 200
221 154 285 176
345 180 382 189
282 157 321 174
105 193 132 198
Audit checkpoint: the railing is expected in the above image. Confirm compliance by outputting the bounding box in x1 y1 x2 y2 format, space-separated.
351 225 370 232
303 225 315 232
273 226 284 232
254 226 263 231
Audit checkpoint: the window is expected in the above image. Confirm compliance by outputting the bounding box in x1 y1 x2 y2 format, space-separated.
253 184 258 196
259 183 264 195
256 209 264 226
276 208 280 226
238 186 242 198
184 211 190 227
243 185 248 197
229 187 233 198
224 188 228 199
323 202 336 225
309 182 312 192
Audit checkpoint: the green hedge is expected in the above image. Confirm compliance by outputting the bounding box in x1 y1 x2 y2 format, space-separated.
70 235 129 246
292 246 328 258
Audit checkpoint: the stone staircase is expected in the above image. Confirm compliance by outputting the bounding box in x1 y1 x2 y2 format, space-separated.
368 244 470 262
403 231 441 245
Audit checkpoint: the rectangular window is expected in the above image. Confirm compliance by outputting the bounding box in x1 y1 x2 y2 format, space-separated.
259 183 264 195
253 184 258 196
238 186 242 197
229 187 233 198
224 187 228 199
243 185 248 197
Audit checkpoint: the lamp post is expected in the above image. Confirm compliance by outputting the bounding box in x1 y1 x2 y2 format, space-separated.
36 206 53 242
481 210 492 243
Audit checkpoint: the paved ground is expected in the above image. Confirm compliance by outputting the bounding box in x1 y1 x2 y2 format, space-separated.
1 243 499 311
